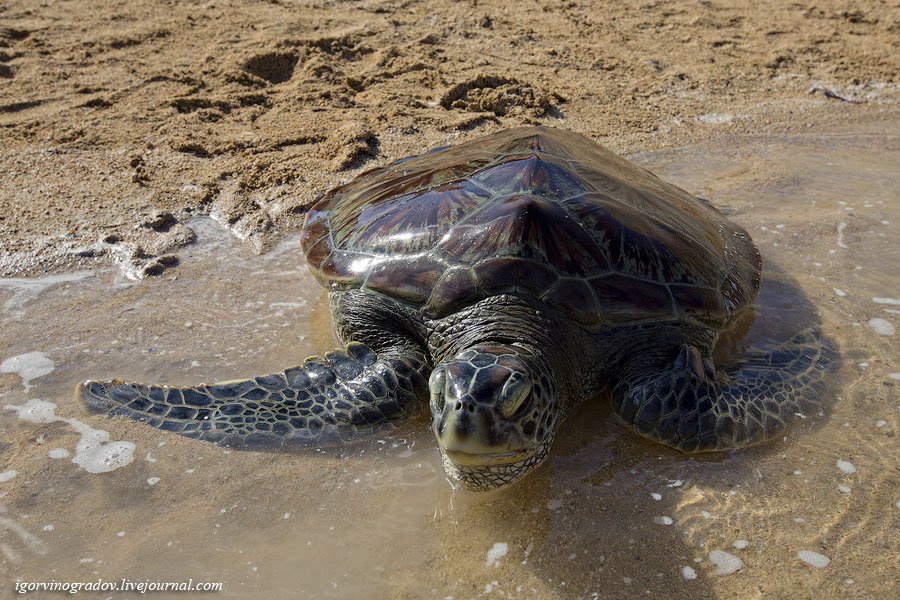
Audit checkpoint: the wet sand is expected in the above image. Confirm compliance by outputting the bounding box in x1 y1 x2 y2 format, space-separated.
1 1 898 599
2 127 898 599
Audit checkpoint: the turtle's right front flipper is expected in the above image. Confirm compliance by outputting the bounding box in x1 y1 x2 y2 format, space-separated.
77 342 429 447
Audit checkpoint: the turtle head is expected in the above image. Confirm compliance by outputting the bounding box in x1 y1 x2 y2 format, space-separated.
429 343 558 491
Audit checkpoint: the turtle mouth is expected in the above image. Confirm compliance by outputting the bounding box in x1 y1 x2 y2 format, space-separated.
443 448 535 467
439 444 551 491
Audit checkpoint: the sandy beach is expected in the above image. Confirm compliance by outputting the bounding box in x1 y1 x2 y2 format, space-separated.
1 0 898 277
1 2 899 600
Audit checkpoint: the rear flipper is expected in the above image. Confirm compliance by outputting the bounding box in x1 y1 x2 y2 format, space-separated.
611 328 836 452
78 342 429 448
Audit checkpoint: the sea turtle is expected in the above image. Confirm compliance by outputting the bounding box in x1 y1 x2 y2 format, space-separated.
79 127 833 491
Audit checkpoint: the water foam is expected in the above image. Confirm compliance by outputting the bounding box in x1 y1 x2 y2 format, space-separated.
4 399 135 474
0 352 54 391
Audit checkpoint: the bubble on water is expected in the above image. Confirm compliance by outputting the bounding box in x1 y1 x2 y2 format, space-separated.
653 516 673 525
547 499 563 511
875 420 886 427
147 477 160 486
868 318 895 336
0 352 54 391
697 113 734 124
836 222 849 249
872 297 900 305
838 484 851 494
732 539 750 550
858 362 869 369
4 398 57 423
72 426 134 474
708 550 743 575
3 399 135 474
0 470 17 483
270 301 307 311
48 448 69 459
836 459 857 474
888 373 900 381
681 566 697 580
650 493 662 501
485 542 508 567
798 550 830 569
833 288 847 297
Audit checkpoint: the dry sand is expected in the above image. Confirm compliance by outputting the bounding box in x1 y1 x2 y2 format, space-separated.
1 0 898 277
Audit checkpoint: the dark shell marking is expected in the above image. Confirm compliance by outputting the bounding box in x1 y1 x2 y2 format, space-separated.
302 127 761 326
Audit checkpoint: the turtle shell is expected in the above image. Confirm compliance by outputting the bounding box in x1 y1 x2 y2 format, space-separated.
301 127 761 327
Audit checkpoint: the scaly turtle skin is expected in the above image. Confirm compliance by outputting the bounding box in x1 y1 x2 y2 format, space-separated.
79 127 834 491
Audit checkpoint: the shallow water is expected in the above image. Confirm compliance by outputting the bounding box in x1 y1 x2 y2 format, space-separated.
1 124 897 599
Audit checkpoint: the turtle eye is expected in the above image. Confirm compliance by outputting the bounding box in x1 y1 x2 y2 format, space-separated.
429 367 447 412
499 373 532 419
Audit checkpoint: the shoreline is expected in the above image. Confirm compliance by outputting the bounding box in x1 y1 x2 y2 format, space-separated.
1 0 898 277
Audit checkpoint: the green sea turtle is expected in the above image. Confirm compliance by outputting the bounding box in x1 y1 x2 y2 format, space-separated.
79 127 833 491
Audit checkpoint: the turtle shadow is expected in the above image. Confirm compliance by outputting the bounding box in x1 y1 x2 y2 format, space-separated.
712 260 843 443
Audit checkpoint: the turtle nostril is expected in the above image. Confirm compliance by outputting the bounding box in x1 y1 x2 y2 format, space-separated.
454 401 463 411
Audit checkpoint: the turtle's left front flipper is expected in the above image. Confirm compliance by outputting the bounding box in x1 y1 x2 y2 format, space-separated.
78 342 429 447
610 328 836 453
